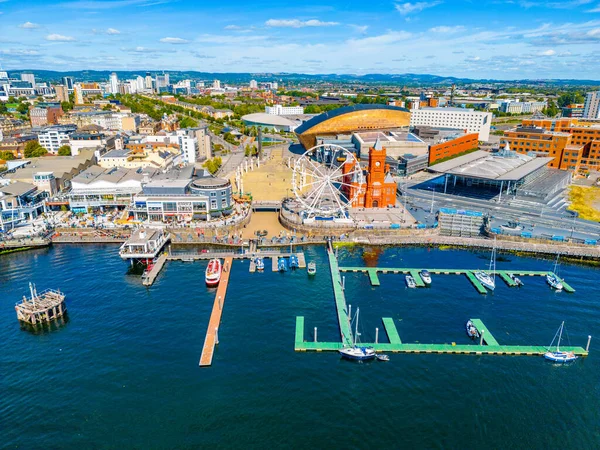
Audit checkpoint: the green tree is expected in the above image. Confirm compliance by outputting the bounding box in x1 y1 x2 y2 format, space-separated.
543 101 560 117
557 92 585 108
203 157 222 175
0 103 7 114
24 141 48 158
0 151 15 160
57 145 71 156
61 101 73 112
17 103 29 115
102 104 113 111
179 116 198 128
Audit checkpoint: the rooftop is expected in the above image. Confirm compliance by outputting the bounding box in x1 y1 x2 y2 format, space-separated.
241 113 298 127
3 149 96 180
429 150 554 181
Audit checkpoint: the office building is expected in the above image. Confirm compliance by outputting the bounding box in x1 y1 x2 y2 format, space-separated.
145 73 153 90
212 80 221 89
249 80 258 90
583 91 600 119
410 107 492 141
265 104 304 115
20 73 36 88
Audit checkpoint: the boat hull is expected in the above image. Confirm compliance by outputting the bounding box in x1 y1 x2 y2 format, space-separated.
544 351 578 363
205 259 222 287
339 347 376 361
474 272 495 291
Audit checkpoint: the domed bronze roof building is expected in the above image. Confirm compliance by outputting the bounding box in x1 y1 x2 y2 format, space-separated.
294 104 411 149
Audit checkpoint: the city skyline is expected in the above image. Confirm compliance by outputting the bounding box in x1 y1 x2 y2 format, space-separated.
1 0 600 79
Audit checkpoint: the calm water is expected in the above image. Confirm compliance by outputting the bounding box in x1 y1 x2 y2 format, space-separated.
1 244 599 448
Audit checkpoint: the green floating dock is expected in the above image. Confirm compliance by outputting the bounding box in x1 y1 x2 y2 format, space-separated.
338 267 575 293
465 271 489 294
469 319 500 346
327 250 354 347
382 317 402 344
367 269 380 286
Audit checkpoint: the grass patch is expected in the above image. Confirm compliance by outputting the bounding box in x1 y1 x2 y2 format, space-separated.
567 186 600 222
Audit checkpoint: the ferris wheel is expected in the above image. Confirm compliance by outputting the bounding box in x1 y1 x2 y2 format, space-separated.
291 144 365 218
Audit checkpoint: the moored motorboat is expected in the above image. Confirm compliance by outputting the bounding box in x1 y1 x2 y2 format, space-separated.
255 257 264 271
507 273 523 286
375 354 390 361
466 320 480 339
307 261 316 276
205 258 222 287
405 275 416 288
420 269 432 285
289 254 299 269
278 257 288 272
544 321 578 363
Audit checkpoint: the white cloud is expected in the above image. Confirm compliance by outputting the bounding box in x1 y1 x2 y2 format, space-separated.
265 19 339 28
106 28 121 34
395 1 441 15
224 25 241 30
539 49 556 56
19 22 40 29
429 25 465 33
347 31 412 47
159 37 189 44
196 34 269 44
465 56 481 62
46 34 76 41
350 24 369 34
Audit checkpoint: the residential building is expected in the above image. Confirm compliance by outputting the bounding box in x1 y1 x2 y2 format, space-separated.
410 107 492 141
212 80 221 89
265 104 305 115
37 125 77 154
176 127 211 163
30 105 63 127
499 101 546 114
109 72 119 95
54 84 69 103
583 91 600 119
62 77 74 90
249 80 258 90
98 145 178 170
561 104 584 118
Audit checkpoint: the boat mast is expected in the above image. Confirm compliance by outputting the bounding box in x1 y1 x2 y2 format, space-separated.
489 238 496 276
354 308 360 346
557 321 564 352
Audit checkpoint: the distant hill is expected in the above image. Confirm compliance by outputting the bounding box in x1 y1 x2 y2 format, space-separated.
6 70 600 87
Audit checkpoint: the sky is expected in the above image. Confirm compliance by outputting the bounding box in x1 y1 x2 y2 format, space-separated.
1 0 600 80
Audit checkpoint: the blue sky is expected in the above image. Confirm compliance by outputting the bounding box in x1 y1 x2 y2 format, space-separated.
1 0 600 79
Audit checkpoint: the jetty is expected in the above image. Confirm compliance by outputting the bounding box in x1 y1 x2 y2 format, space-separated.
295 247 589 357
15 283 67 325
199 257 233 367
337 267 575 293
142 253 167 286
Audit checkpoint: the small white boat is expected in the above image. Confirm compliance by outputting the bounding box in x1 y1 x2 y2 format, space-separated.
544 321 578 363
507 273 523 286
255 258 264 271
307 261 316 276
475 239 496 291
205 258 222 287
375 354 390 361
181 257 194 262
405 275 416 288
466 320 480 339
420 270 432 285
546 255 563 291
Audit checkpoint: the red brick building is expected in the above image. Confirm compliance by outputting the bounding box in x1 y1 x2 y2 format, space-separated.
429 132 479 165
342 138 397 208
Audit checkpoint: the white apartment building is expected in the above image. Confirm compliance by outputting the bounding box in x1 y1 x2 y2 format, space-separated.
176 127 211 164
37 125 77 154
212 80 221 89
265 104 304 115
499 101 546 114
21 73 36 88
584 91 600 119
249 79 258 89
410 107 492 141
109 72 118 95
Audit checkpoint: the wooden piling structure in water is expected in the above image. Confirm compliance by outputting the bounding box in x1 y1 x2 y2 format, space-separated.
15 284 67 325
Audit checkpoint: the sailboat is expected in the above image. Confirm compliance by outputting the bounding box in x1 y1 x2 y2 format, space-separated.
339 307 376 361
546 254 563 291
544 321 578 363
475 239 496 291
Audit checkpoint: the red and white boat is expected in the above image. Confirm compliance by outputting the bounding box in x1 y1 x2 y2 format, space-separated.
205 258 222 287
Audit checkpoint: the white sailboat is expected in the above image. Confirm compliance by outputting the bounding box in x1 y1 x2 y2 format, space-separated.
546 254 563 291
475 239 496 291
339 307 376 361
544 321 578 363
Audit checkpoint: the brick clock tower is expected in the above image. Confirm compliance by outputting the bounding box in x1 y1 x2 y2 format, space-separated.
342 137 397 208
364 138 396 208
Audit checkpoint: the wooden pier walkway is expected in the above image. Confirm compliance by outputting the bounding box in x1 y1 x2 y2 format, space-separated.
199 257 233 367
142 253 167 286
